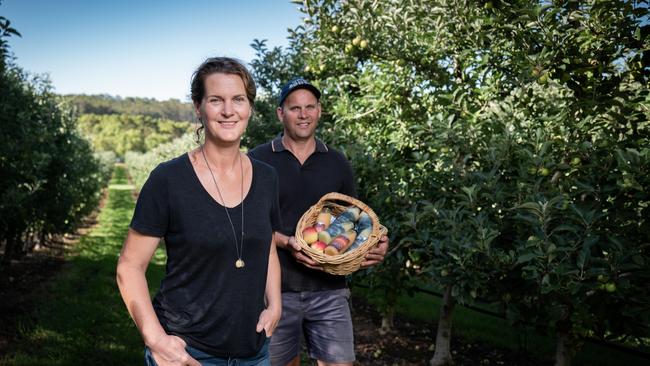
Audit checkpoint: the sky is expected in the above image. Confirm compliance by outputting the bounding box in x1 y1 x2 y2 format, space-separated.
2 0 303 101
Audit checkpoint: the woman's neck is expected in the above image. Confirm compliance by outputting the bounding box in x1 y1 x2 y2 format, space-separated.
200 141 241 172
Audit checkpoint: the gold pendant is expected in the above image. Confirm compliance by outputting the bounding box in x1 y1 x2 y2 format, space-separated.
235 259 245 268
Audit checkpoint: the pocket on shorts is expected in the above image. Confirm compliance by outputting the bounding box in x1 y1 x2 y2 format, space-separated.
144 346 158 366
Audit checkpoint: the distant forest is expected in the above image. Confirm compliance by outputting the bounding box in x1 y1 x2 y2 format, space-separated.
64 94 195 122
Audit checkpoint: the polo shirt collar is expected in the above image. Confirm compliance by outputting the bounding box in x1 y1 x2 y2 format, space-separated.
271 133 329 153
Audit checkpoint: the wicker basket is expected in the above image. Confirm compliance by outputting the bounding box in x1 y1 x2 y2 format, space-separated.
295 192 387 275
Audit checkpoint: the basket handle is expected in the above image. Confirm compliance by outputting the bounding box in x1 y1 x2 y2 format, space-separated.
317 192 370 213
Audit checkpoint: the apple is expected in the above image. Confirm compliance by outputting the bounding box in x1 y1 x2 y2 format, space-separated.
318 230 333 244
302 226 318 244
538 73 548 84
352 36 361 46
538 167 550 176
331 25 340 33
310 240 327 252
605 283 617 293
359 40 368 49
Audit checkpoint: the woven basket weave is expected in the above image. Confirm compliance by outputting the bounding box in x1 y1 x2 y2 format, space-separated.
295 192 387 275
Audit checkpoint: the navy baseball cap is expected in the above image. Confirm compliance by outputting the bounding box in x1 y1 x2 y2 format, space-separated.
278 77 321 106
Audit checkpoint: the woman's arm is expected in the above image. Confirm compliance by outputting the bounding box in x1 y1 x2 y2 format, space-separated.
116 228 199 366
256 235 282 336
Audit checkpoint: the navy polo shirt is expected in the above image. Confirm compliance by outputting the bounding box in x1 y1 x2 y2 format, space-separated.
248 134 357 291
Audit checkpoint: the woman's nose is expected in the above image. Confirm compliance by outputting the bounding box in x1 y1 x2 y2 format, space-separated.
221 101 234 116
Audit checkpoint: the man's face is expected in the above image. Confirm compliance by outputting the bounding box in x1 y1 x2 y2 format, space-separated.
277 88 321 142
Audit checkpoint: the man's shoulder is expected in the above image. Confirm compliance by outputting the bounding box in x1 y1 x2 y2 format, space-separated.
250 155 277 176
247 141 273 159
320 144 350 164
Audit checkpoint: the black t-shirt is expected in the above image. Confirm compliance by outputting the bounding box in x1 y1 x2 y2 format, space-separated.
130 153 282 358
248 135 357 292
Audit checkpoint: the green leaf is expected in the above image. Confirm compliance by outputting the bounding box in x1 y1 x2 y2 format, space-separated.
517 252 538 264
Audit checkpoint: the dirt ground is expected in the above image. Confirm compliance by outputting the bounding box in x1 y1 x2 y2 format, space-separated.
0 243 67 355
350 295 550 366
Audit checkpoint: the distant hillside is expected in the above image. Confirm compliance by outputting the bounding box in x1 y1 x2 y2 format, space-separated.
64 94 195 122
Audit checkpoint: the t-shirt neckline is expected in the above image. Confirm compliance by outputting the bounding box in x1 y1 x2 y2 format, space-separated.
183 152 257 209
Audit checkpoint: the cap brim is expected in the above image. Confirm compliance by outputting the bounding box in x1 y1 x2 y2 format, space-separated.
279 84 321 106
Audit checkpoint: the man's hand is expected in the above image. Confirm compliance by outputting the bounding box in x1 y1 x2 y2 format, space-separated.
361 234 389 268
286 236 324 271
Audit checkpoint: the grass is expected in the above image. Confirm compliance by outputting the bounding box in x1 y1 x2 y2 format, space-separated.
353 283 650 366
0 165 166 365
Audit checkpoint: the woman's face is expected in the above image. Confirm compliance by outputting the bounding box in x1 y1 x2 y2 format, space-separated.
195 72 251 145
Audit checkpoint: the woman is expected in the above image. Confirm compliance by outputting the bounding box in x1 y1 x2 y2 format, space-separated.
116 57 282 366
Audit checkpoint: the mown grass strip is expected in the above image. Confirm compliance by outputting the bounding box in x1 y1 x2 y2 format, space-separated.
0 165 165 366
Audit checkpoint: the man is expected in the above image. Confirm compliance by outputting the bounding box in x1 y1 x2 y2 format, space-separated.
248 78 389 366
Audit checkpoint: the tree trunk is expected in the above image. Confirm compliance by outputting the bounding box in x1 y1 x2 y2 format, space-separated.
554 331 572 366
379 306 394 335
430 285 455 366
2 228 19 265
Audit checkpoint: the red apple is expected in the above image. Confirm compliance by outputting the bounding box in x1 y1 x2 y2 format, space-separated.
302 226 318 244
310 240 327 252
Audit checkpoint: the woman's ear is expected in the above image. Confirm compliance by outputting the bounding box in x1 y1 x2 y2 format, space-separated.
194 102 203 124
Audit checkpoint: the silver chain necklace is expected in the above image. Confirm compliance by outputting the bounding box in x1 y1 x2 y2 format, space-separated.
200 146 245 269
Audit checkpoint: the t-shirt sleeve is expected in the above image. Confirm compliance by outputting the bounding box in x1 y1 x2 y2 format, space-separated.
130 165 169 237
269 168 283 232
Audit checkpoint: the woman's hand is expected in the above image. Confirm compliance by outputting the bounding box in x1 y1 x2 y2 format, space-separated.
148 334 200 366
256 306 282 337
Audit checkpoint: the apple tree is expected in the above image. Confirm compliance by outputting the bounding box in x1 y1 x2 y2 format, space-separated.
285 0 649 365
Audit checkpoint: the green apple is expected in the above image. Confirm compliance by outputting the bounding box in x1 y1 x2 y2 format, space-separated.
538 167 550 176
